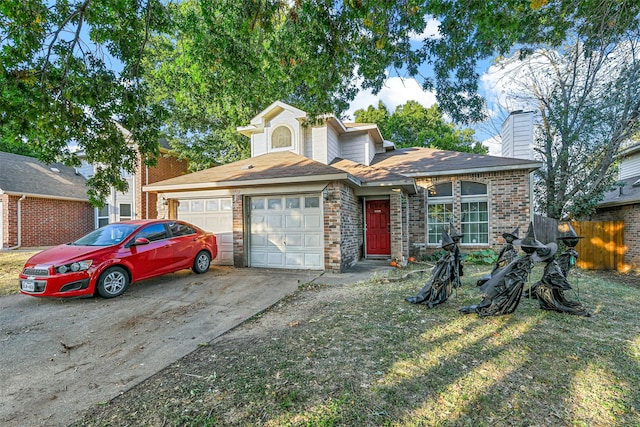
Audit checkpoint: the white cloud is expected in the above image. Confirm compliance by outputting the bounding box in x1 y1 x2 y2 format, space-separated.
409 16 441 41
344 77 437 121
482 135 502 156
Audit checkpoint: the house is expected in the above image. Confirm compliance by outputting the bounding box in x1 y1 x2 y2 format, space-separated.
143 101 541 272
1 138 188 249
75 136 189 227
0 151 94 249
591 142 640 269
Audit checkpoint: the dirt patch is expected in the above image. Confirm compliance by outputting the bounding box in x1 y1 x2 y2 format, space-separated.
0 267 314 427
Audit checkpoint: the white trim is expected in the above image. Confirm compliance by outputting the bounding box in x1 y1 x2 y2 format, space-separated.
399 163 542 177
269 124 296 153
0 190 88 203
143 173 354 192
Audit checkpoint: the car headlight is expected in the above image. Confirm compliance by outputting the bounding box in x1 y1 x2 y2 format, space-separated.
56 260 93 274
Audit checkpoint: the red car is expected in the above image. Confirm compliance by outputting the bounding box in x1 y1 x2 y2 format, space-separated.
19 219 217 298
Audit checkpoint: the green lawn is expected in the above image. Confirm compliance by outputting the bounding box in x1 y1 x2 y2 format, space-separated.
0 250 39 296
76 264 640 426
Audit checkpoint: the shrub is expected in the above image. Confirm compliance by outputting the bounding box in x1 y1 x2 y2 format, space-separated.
463 249 498 265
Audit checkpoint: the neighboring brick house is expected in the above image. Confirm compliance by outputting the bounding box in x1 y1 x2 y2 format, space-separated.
0 151 94 249
145 101 541 272
591 142 640 269
1 139 188 249
75 131 189 227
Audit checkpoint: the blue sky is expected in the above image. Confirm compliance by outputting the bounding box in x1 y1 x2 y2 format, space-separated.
344 17 506 155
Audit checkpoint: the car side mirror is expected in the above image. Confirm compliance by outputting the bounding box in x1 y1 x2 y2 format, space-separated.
132 237 150 246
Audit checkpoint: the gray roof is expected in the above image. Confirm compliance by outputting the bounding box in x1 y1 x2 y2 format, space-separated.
597 175 640 208
0 151 90 201
371 147 542 176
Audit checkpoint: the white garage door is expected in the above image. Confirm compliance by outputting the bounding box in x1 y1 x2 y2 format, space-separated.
177 198 233 265
250 194 324 270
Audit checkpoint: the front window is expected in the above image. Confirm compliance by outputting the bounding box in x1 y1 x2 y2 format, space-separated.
461 181 488 244
271 126 292 149
97 205 109 228
119 203 132 221
426 182 453 245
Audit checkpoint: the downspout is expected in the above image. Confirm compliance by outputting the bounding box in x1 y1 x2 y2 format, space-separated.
145 165 149 219
8 195 26 250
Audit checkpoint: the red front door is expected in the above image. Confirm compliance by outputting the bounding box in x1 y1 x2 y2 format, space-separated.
366 200 391 256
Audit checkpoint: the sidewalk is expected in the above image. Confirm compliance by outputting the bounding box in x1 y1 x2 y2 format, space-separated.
310 259 397 285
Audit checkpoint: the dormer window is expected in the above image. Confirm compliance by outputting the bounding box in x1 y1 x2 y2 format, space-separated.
271 126 292 149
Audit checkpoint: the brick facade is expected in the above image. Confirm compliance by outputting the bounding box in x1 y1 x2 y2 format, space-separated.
410 170 533 257
1 195 94 248
323 182 342 272
338 183 363 272
136 153 188 220
232 193 246 267
389 192 405 261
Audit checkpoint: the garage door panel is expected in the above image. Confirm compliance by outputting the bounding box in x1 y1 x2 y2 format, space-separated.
251 251 267 266
218 231 233 245
304 234 322 248
285 213 304 228
249 194 323 270
304 253 322 267
251 215 267 232
177 198 233 266
266 233 285 250
267 215 283 228
267 252 285 266
250 233 267 248
304 215 322 229
285 233 303 248
285 253 304 267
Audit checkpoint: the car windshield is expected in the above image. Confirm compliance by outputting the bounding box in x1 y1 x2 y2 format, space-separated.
71 224 139 246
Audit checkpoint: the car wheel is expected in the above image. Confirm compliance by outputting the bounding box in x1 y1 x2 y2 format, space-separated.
97 266 129 298
192 251 211 274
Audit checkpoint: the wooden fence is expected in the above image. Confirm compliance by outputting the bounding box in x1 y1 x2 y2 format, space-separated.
534 215 626 271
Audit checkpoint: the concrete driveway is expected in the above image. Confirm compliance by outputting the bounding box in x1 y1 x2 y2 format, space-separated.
0 266 323 427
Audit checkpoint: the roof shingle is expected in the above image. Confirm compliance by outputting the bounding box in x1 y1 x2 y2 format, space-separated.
0 151 89 200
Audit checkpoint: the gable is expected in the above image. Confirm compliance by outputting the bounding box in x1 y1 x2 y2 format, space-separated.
238 101 388 166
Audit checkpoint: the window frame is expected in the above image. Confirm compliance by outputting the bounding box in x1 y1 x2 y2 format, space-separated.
426 182 454 246
460 181 489 245
270 125 294 151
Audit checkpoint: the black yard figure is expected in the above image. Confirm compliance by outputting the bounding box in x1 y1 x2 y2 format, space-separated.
449 222 464 288
533 222 591 316
460 222 543 316
557 222 583 278
406 230 457 308
476 227 520 287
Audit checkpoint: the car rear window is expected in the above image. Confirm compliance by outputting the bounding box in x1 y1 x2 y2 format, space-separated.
169 222 197 237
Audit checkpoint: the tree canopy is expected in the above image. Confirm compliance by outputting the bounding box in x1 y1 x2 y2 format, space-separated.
353 101 487 153
2 0 639 204
492 35 640 219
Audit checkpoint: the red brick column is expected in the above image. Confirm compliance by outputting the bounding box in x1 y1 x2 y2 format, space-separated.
232 193 245 267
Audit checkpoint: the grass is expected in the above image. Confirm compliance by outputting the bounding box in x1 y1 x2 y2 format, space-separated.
75 263 640 426
0 250 40 296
